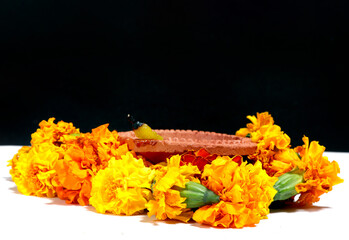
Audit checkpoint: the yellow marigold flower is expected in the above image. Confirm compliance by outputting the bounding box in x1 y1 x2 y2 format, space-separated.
9 145 32 180
89 152 154 215
30 118 80 146
146 155 201 222
193 156 277 228
9 143 58 197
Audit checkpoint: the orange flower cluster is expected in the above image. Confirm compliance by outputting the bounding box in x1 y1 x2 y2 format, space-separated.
53 124 130 205
9 118 129 205
236 112 343 206
9 118 80 198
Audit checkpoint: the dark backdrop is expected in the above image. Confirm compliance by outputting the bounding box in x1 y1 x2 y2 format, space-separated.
1 1 348 151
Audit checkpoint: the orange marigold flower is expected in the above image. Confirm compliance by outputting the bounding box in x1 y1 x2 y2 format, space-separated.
88 123 126 162
292 136 343 206
52 144 93 205
236 111 274 139
236 112 291 176
30 118 80 146
146 155 201 222
193 156 277 228
270 147 299 177
9 143 58 197
90 152 154 215
52 124 129 205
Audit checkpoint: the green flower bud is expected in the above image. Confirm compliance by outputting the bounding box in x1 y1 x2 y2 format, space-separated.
179 181 220 209
273 168 305 201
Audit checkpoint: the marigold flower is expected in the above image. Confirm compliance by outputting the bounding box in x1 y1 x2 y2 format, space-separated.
52 124 129 205
236 111 274 139
9 143 58 197
52 145 92 205
193 156 277 228
89 152 154 215
271 147 300 177
88 123 126 163
146 155 201 222
274 136 343 206
236 112 291 176
30 118 80 147
9 145 31 180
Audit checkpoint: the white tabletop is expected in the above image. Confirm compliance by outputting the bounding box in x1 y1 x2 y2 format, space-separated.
1 146 348 240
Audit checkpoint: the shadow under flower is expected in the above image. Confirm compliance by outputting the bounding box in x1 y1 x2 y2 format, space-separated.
8 185 20 195
139 215 193 226
138 214 251 230
270 203 330 213
3 176 13 182
45 197 71 206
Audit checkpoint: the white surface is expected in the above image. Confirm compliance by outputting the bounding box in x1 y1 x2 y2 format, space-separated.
0 146 348 240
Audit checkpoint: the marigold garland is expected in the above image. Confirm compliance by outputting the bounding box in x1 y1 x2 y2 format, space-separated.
8 114 344 229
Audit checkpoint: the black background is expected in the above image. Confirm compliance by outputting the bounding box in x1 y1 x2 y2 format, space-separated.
1 1 348 151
